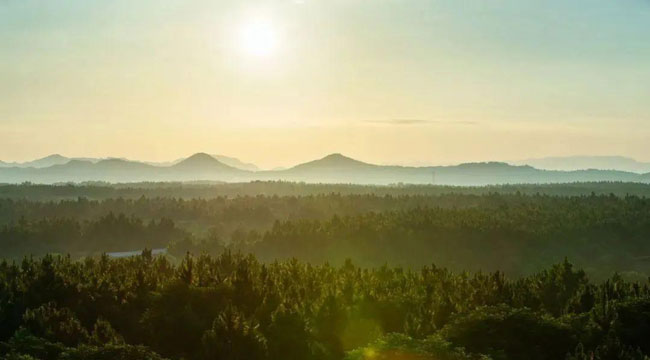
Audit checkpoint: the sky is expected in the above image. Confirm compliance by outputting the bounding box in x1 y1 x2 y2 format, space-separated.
1 0 649 169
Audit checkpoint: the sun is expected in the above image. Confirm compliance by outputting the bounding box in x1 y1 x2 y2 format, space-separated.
238 19 278 57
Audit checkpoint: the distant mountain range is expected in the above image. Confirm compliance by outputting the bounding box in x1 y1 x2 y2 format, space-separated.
0 154 103 168
513 156 650 174
1 153 649 185
0 154 259 172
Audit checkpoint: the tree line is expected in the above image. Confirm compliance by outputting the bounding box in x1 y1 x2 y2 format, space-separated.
2 181 650 201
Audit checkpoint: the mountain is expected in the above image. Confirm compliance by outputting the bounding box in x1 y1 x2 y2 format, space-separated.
27 154 72 168
0 154 116 168
3 159 158 183
0 154 71 168
290 153 376 171
0 154 246 183
172 153 234 170
269 153 409 184
168 153 246 181
268 155 646 185
212 155 259 171
0 153 648 185
145 154 259 171
513 156 650 173
272 156 507 185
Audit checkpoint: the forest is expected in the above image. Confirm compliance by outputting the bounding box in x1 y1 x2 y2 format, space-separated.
1 182 650 359
1 253 650 360
1 184 650 279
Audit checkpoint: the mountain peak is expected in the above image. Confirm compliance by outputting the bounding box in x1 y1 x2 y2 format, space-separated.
291 153 374 170
21 154 72 168
172 153 241 171
322 153 353 161
185 152 215 161
41 154 67 160
319 153 373 166
174 153 218 166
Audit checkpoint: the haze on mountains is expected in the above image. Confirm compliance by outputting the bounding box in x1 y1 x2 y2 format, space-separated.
0 154 259 171
1 152 649 185
512 156 650 174
145 154 260 171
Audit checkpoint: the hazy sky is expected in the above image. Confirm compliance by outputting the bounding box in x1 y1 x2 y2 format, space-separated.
1 0 649 168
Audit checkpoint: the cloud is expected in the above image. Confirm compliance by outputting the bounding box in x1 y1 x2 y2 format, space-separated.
364 119 477 126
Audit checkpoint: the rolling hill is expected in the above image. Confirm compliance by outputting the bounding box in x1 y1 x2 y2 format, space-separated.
0 154 88 168
0 153 260 171
0 154 246 183
266 158 646 185
514 156 650 173
0 153 648 185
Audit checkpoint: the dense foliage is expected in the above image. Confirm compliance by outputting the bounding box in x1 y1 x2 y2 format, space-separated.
0 214 182 259
241 194 650 278
1 254 650 360
1 191 649 278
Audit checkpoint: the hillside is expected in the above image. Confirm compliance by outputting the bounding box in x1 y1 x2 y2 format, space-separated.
0 154 246 183
514 156 650 173
0 153 649 185
212 154 259 171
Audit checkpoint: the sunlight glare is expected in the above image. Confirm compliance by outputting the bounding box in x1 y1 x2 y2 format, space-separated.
238 18 278 57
